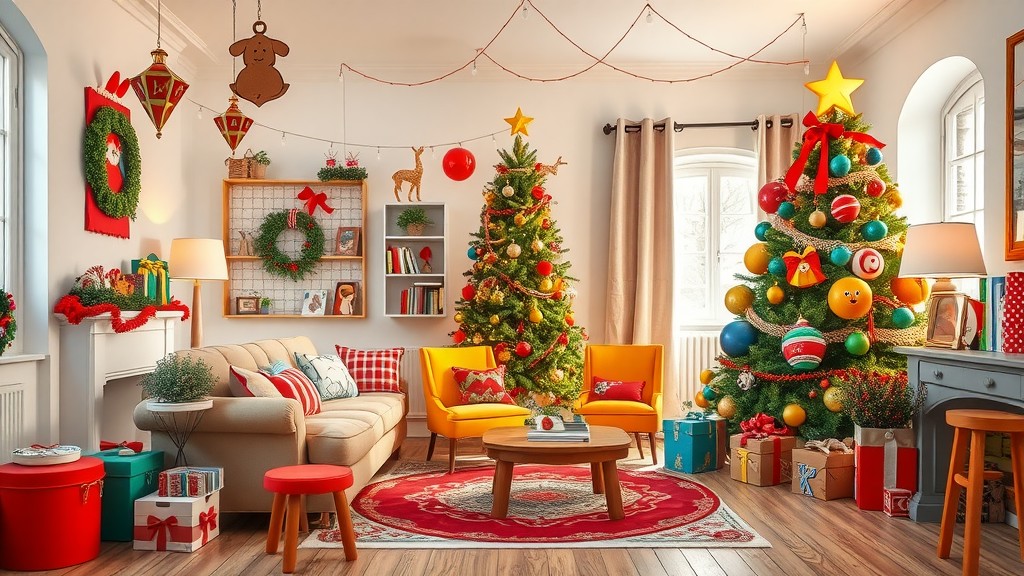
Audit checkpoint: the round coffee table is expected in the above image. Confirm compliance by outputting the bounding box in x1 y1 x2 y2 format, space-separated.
482 425 632 520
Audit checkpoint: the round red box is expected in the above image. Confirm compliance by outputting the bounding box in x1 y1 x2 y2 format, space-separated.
0 456 105 571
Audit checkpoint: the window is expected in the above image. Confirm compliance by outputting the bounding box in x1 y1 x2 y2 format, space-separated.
942 74 984 297
0 25 18 295
673 150 757 328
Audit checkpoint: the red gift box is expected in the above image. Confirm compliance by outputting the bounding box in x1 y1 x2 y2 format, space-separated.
133 490 220 552
884 487 912 517
854 426 917 511
1003 272 1024 353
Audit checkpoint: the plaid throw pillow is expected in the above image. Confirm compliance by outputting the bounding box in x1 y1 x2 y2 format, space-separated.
295 352 359 401
335 346 404 393
591 376 646 402
258 367 323 415
452 365 514 405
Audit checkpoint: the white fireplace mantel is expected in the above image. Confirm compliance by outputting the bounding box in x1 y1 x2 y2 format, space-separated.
57 311 183 452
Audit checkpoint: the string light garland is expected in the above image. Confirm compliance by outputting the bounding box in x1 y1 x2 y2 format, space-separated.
340 1 807 86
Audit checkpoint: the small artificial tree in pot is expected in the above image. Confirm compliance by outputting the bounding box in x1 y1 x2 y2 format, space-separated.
396 207 433 236
141 354 216 404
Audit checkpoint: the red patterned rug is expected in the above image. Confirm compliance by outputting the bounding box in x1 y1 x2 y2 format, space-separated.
300 461 769 549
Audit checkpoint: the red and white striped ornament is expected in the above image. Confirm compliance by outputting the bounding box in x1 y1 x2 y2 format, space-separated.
781 319 826 371
851 248 884 280
830 195 861 223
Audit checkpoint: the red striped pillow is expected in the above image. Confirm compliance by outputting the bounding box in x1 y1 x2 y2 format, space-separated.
259 367 322 415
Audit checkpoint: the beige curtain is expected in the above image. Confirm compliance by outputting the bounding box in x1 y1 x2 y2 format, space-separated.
756 113 802 187
606 117 678 411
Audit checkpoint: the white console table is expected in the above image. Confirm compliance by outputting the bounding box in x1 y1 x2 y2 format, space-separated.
56 311 183 452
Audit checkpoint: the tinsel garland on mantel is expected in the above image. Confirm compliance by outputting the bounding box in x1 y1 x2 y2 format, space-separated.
53 294 190 333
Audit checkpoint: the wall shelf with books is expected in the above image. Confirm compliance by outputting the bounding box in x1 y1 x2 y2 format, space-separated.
383 202 447 317
222 179 367 318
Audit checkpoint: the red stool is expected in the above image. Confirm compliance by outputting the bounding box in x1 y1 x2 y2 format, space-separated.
264 465 357 573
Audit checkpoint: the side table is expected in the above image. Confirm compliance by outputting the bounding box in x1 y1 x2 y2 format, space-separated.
146 399 213 466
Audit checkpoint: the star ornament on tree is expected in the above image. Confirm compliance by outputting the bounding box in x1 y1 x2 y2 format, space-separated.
805 61 864 116
504 107 534 136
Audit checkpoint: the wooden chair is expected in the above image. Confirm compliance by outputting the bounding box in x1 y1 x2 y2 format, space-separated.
574 344 663 464
938 409 1024 576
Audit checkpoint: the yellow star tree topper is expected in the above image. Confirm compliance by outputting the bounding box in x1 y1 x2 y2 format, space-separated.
805 61 864 116
504 107 534 136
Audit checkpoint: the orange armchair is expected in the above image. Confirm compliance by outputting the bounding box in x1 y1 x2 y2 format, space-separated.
575 344 664 464
420 346 532 473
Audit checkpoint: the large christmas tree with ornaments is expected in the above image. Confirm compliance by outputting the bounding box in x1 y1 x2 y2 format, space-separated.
699 62 929 440
451 108 587 410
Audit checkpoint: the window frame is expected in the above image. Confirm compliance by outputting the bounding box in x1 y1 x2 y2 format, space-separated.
673 148 757 331
0 23 22 353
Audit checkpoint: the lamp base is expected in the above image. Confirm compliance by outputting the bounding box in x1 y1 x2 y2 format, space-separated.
930 277 957 294
190 280 202 349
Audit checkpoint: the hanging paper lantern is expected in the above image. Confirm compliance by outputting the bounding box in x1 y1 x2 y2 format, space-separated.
766 284 785 304
851 248 884 280
213 95 253 154
441 147 476 181
892 307 915 329
866 178 886 197
515 341 532 357
536 261 553 276
830 195 861 223
828 277 873 319
809 210 827 228
829 155 852 177
845 331 870 355
701 385 717 401
865 147 883 165
724 285 754 314
830 245 853 266
754 221 771 241
781 319 826 371
861 219 888 241
131 49 189 139
783 403 807 427
783 246 827 288
757 181 790 214
716 395 737 419
777 201 796 219
743 243 770 275
823 386 843 412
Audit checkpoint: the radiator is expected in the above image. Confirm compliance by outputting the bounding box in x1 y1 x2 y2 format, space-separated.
0 386 24 464
401 347 426 418
677 331 722 411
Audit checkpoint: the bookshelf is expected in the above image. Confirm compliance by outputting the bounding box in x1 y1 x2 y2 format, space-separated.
383 202 447 317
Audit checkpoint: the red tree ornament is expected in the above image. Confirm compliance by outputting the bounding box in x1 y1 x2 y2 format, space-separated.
515 341 533 357
453 330 466 344
531 186 545 200
758 181 790 214
213 95 253 154
536 261 553 276
442 147 476 181
461 284 476 301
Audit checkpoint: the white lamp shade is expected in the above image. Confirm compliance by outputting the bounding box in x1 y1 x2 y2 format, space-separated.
169 238 228 281
898 222 987 278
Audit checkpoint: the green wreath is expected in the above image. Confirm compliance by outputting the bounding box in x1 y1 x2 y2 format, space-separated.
255 210 326 281
0 291 16 355
83 106 142 220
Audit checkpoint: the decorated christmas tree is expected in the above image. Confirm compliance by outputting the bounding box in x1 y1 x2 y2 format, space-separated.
700 62 928 439
451 109 587 410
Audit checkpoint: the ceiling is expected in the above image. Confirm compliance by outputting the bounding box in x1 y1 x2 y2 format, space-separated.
139 0 937 80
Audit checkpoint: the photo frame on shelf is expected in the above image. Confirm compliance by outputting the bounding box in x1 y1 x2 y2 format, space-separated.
236 296 260 315
926 292 970 349
333 281 359 316
301 289 327 316
335 226 361 256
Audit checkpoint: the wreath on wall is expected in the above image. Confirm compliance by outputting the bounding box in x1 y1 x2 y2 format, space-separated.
0 291 16 355
255 209 325 281
83 106 142 220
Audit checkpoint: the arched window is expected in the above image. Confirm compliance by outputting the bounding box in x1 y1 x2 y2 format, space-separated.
943 73 984 235
673 149 757 328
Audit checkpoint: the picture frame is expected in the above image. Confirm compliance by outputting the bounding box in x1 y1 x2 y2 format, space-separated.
301 289 327 316
926 293 970 349
333 281 360 316
235 296 260 315
335 226 361 256
1005 28 1024 259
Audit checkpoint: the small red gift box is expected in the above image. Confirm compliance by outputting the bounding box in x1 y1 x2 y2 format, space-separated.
884 487 913 517
133 491 220 552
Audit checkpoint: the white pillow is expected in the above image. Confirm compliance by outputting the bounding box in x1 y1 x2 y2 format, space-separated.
294 353 359 401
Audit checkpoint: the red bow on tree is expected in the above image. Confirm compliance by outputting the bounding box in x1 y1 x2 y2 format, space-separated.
738 413 792 446
296 186 334 216
783 111 886 195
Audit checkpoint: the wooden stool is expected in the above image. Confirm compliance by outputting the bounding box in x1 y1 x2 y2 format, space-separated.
264 465 357 574
938 409 1024 575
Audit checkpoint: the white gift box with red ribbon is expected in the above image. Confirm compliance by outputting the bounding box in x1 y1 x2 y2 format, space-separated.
132 490 220 552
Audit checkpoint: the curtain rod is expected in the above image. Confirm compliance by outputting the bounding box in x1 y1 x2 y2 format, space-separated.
601 117 793 135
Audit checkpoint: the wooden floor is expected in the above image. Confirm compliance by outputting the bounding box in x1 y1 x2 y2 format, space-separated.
10 437 1024 576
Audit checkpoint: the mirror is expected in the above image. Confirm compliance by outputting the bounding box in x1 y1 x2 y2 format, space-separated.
1007 29 1024 259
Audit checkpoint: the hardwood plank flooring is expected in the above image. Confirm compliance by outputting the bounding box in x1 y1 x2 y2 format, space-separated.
5 437 1024 576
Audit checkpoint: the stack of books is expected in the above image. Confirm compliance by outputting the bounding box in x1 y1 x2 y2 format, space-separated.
527 420 590 442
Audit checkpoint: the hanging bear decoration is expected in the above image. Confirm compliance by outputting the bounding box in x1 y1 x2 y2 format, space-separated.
229 20 290 107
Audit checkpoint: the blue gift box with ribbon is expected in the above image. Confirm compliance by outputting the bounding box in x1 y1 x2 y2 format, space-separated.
790 442 855 501
131 253 170 304
663 412 727 474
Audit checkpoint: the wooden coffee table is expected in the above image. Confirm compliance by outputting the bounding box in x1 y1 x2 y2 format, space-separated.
482 425 632 520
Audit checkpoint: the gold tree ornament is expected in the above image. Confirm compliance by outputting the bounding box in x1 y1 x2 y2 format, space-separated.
804 60 863 116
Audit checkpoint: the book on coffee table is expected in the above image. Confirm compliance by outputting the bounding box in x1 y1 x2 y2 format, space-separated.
527 421 590 442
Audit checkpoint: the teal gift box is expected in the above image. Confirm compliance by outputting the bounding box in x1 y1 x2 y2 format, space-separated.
89 448 163 541
663 413 727 474
130 252 170 304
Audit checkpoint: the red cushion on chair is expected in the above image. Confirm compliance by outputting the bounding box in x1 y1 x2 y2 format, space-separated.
452 365 514 405
591 377 646 402
264 464 354 494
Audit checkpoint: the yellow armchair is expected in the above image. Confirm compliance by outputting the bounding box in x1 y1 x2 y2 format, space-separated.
420 346 532 472
575 344 663 464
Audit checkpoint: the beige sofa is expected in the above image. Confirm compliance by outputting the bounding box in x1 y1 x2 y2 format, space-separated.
132 336 407 513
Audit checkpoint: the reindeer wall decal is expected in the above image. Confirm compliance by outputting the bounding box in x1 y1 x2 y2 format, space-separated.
392 146 425 202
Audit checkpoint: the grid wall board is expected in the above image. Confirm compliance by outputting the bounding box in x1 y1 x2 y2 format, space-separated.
229 259 362 315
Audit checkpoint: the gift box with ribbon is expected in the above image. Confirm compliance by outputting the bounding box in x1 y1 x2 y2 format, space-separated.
790 439 854 501
133 490 220 552
130 253 170 305
854 426 918 511
730 433 796 486
884 487 913 518
663 413 727 474
88 448 163 541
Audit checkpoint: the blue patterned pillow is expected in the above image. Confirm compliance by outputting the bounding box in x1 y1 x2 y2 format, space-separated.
294 353 359 401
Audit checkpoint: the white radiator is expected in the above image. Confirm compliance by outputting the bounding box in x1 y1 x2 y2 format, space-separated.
677 332 722 411
401 347 426 418
0 385 24 464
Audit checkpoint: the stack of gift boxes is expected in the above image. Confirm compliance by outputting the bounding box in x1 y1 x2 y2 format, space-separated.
133 466 224 552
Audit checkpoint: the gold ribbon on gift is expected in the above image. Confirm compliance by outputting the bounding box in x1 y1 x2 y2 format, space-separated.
737 448 750 483
137 259 168 304
805 438 853 454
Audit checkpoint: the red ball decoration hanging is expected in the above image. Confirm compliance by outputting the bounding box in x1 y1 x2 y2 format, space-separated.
541 219 551 229
557 332 569 345
866 178 886 198
494 342 507 354
515 341 533 357
517 320 525 334
819 378 830 389
531 186 545 200
213 95 254 154
453 330 466 344
757 181 790 214
536 261 554 276
461 284 476 301
441 147 476 181
809 389 818 399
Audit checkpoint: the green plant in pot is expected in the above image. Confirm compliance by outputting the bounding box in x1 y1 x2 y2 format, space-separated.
141 354 216 404
250 150 270 179
396 207 433 236
260 296 272 314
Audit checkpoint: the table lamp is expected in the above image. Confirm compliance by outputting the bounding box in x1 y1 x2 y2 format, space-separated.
170 238 228 348
898 222 987 347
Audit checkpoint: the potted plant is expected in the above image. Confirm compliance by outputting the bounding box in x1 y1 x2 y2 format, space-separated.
250 150 271 179
140 353 216 407
396 207 433 236
260 296 272 314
